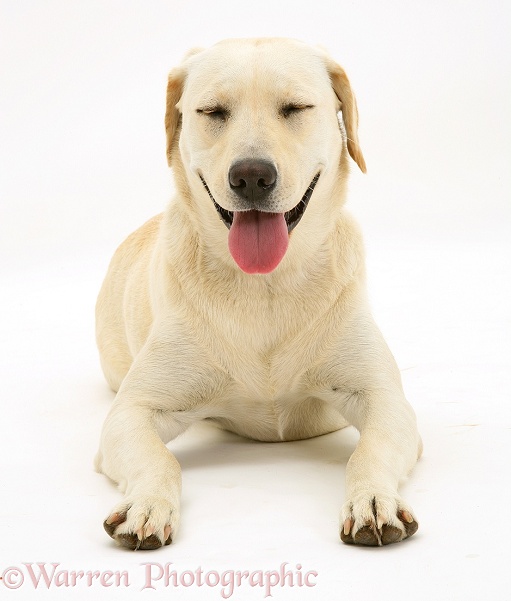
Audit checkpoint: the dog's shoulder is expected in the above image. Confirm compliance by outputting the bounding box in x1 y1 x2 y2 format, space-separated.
113 213 163 267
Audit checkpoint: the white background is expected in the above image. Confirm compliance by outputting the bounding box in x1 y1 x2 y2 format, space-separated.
1 1 510 599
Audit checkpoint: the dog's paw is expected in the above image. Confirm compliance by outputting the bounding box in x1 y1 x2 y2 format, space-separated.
103 495 179 550
340 493 418 546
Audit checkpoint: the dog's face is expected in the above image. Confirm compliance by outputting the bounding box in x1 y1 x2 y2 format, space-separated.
166 38 366 274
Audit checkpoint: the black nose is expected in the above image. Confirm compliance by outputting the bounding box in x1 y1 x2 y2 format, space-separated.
229 159 277 204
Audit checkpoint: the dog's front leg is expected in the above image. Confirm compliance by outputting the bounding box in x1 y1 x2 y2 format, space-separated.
339 386 422 546
97 401 183 550
95 334 226 550
318 316 422 547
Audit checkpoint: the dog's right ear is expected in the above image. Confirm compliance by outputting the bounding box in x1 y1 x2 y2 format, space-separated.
165 48 204 167
165 66 186 167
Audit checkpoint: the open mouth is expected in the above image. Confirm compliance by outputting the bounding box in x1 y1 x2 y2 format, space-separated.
199 172 321 233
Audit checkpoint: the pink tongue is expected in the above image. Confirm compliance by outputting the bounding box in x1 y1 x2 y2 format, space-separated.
228 211 289 274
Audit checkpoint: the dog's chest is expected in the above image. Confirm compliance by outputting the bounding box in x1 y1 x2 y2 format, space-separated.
171 262 350 402
209 383 346 442
210 305 313 397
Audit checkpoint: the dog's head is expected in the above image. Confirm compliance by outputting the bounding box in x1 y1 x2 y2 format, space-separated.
165 38 365 275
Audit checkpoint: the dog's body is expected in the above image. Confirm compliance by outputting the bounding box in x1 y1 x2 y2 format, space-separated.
95 38 422 550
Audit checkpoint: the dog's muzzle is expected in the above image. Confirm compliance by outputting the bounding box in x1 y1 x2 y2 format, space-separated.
200 172 320 233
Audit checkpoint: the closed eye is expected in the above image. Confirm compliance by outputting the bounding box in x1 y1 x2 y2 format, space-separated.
281 104 314 118
196 106 229 121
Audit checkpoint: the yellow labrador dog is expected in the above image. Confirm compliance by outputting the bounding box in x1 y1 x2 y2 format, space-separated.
95 38 422 550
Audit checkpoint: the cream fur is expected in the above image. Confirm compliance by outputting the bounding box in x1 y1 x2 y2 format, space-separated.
95 38 422 550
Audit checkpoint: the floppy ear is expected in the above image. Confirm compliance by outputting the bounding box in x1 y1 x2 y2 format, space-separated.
165 67 186 167
325 57 367 173
165 48 205 167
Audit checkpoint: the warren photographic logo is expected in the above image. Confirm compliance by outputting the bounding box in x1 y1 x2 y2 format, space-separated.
1 562 318 598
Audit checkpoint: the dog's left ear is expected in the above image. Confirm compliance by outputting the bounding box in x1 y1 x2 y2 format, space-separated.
324 57 367 173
